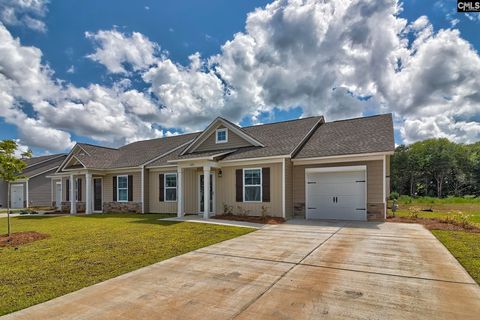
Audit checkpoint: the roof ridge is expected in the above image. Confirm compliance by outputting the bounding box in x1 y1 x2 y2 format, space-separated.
242 116 323 129
77 143 118 151
329 113 392 123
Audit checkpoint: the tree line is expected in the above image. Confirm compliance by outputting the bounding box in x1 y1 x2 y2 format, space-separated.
391 138 480 197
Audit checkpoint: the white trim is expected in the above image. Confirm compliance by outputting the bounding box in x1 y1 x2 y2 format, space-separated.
305 166 367 221
181 117 264 155
55 181 62 210
26 180 29 208
383 155 387 219
243 168 262 203
197 171 215 214
56 144 87 173
141 166 145 213
116 175 129 202
164 172 178 202
215 128 228 144
290 117 324 157
143 140 194 166
92 177 103 213
149 165 178 171
282 158 286 219
219 155 288 167
168 150 236 163
305 165 367 173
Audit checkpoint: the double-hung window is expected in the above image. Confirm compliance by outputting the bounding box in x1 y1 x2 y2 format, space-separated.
117 175 128 202
243 168 261 202
165 173 177 201
216 128 228 143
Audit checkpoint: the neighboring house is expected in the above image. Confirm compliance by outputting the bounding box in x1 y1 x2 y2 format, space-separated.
0 154 67 209
51 114 394 221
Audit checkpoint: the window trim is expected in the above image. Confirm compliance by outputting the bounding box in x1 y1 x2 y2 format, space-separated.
117 175 129 203
215 128 228 144
164 172 177 202
243 168 262 203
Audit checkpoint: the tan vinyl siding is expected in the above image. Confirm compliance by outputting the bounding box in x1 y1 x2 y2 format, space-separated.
103 172 141 202
284 158 293 218
195 125 252 152
293 160 384 206
148 169 177 214
217 162 282 217
184 168 198 214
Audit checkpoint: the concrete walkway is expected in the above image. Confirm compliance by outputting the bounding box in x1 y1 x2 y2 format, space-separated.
3 220 480 319
160 215 265 229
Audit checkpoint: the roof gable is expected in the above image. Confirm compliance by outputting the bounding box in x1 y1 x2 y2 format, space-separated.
181 117 264 155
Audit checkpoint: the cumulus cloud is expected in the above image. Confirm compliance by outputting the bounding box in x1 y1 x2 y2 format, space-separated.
0 0 48 32
86 29 159 74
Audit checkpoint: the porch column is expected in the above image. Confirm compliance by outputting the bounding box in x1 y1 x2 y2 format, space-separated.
70 174 76 214
85 173 92 214
203 166 210 219
177 167 184 218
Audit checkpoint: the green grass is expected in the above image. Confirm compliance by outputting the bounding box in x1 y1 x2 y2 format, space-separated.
397 195 480 205
0 214 254 315
431 230 480 284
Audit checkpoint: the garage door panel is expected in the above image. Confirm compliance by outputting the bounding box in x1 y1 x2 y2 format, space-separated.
306 169 366 221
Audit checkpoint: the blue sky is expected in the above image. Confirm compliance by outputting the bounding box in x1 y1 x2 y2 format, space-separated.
0 0 479 155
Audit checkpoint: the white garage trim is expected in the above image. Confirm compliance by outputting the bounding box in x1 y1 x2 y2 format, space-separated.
305 165 367 221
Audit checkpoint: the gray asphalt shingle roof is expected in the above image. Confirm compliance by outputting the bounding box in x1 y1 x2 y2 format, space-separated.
23 154 67 177
294 114 395 158
59 114 394 170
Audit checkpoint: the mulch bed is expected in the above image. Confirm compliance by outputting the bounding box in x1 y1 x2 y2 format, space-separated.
0 231 49 247
213 215 285 224
387 216 480 233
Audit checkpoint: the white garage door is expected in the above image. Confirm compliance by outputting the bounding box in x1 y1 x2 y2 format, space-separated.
306 167 366 221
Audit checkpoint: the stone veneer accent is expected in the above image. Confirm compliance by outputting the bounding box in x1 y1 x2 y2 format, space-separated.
292 201 385 221
61 201 86 213
103 202 142 213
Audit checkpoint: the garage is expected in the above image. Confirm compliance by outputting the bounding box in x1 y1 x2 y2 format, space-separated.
305 166 366 221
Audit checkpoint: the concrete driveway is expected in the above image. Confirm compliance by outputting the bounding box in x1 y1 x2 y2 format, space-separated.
4 220 480 319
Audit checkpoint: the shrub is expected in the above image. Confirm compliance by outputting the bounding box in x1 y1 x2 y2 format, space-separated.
408 206 421 219
389 192 399 200
398 195 413 204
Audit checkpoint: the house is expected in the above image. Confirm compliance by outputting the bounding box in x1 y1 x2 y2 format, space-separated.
0 154 67 209
51 113 394 221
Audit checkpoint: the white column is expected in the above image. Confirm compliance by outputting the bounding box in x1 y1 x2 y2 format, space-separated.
25 179 29 208
141 166 145 214
70 174 76 214
177 167 184 218
85 173 92 214
383 155 387 219
203 166 210 219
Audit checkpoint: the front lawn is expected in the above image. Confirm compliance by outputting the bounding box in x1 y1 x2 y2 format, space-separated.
0 214 254 315
432 230 480 284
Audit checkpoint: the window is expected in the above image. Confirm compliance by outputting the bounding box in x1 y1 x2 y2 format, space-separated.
75 178 80 201
216 128 228 143
243 168 262 202
117 175 128 202
165 173 177 201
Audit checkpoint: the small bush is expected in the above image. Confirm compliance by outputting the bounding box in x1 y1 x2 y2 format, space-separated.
408 206 421 219
389 192 399 200
399 195 413 204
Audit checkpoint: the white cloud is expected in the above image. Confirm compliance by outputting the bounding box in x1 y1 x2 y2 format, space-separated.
86 29 159 74
0 0 48 32
66 65 75 73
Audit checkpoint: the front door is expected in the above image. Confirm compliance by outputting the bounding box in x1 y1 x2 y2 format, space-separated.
93 178 102 212
55 182 62 210
199 173 214 214
11 184 24 209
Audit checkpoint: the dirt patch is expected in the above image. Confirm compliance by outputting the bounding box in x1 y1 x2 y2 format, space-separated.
387 216 480 233
213 215 285 224
0 231 49 247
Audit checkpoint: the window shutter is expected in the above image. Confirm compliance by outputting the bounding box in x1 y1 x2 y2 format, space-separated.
128 175 133 202
159 174 164 202
113 176 117 201
262 167 270 202
235 169 243 202
77 178 82 202
66 179 70 201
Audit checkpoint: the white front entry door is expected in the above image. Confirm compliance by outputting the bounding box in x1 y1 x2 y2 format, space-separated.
11 184 24 209
55 182 62 210
306 168 366 221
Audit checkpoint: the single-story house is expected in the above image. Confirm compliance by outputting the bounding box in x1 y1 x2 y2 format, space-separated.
50 113 394 221
0 154 67 209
